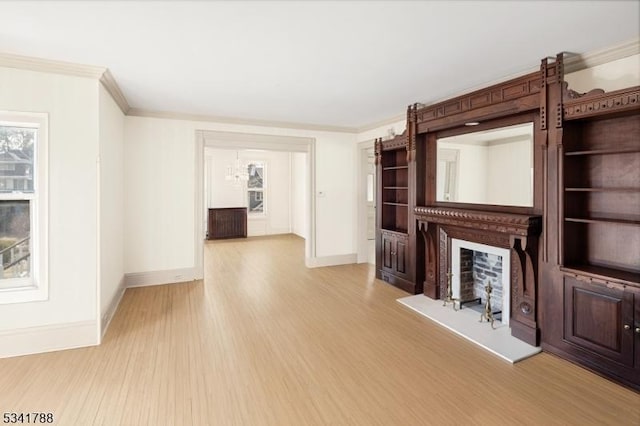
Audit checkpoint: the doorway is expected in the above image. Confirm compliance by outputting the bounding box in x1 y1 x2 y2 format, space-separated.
195 130 316 277
357 140 376 264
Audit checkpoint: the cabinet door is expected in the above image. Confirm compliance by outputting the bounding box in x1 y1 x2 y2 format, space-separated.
395 235 408 276
563 276 635 367
381 233 395 271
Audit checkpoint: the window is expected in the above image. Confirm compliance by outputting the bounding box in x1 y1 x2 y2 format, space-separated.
247 161 265 214
0 112 48 304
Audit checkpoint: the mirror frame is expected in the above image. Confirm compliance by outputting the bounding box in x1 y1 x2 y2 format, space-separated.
426 112 542 215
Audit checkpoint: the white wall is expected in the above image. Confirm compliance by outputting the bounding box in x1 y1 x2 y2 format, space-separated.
486 139 531 206
124 116 356 277
444 142 488 204
291 152 307 238
98 84 124 330
566 54 640 93
0 67 99 346
205 148 292 236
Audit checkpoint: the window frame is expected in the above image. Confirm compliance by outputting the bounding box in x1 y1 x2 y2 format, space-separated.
246 160 266 216
0 111 48 304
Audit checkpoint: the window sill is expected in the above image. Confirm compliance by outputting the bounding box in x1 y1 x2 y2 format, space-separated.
0 284 48 305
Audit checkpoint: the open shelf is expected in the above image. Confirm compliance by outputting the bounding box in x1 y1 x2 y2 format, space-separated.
383 186 408 190
565 216 640 226
383 202 408 207
565 147 640 156
561 264 640 287
383 165 409 171
565 187 640 193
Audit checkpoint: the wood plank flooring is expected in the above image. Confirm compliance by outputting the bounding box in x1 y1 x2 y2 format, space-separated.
0 234 638 425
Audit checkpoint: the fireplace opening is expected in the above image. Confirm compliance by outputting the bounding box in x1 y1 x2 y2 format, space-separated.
450 239 510 326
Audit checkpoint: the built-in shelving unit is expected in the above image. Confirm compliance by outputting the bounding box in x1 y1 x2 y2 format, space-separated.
375 131 420 295
380 147 409 233
561 104 640 283
541 74 640 390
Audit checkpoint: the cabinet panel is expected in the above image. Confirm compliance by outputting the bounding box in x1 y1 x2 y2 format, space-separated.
382 234 393 270
563 276 634 367
396 236 407 275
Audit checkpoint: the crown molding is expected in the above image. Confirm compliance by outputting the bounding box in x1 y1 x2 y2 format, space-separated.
356 37 639 135
356 113 406 133
563 37 639 74
3 38 637 136
0 51 130 114
99 69 130 115
126 108 358 133
0 51 105 79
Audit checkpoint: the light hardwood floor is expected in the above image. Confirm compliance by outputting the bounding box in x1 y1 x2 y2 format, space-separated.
0 234 638 425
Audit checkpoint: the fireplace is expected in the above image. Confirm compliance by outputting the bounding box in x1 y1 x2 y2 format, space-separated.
415 207 542 345
450 239 510 326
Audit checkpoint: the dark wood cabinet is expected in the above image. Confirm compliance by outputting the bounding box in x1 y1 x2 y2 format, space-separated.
380 230 408 279
375 130 422 294
207 207 247 240
539 57 640 390
563 275 635 368
370 52 639 389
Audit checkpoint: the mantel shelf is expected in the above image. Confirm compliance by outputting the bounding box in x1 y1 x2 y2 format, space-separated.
414 206 542 237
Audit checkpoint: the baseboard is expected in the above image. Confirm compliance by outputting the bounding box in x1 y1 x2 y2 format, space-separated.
101 275 126 339
305 253 357 268
124 267 197 288
0 321 98 359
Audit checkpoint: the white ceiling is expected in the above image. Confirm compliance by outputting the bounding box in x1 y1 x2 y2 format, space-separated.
0 1 638 129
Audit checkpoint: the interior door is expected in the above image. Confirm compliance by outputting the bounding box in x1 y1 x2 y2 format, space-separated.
366 150 376 240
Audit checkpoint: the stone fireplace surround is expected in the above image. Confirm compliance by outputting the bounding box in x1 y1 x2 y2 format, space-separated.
415 206 542 346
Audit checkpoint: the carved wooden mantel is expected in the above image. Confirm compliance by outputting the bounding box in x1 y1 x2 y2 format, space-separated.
415 206 542 346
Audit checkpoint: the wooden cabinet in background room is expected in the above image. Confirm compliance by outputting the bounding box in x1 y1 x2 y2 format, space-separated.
207 207 247 240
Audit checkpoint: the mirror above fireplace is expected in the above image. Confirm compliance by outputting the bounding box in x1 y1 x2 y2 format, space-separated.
436 122 534 207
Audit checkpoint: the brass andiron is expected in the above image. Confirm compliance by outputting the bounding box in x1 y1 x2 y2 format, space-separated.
480 280 496 329
442 271 459 310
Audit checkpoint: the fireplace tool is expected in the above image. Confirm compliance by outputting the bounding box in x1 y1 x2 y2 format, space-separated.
442 271 459 310
480 280 501 329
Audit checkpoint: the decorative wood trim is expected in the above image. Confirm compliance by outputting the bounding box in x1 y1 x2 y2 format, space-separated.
540 58 548 131
414 72 542 132
414 207 542 237
374 138 382 165
438 227 448 299
380 133 408 151
99 69 130 114
563 86 640 120
357 38 639 135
